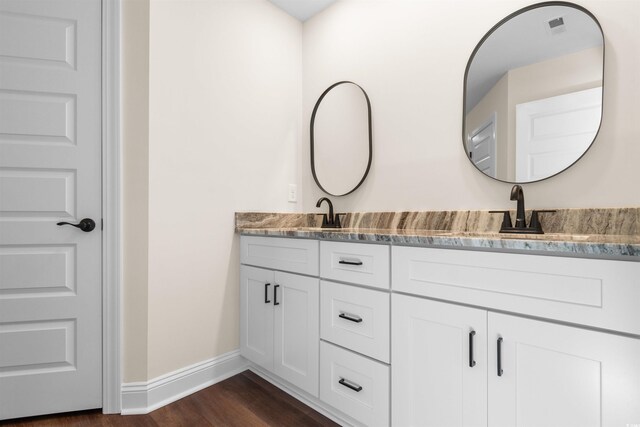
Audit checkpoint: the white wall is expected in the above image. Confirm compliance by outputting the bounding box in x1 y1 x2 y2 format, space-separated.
122 0 150 383
302 0 640 211
145 0 302 379
121 0 640 383
122 0 302 381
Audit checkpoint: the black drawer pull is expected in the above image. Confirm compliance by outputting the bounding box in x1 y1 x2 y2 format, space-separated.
497 337 503 376
264 283 271 304
469 330 476 368
338 259 363 266
273 284 280 306
339 312 363 323
338 378 362 392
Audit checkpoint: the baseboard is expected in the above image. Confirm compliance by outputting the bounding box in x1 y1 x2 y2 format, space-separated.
248 365 359 427
121 350 249 415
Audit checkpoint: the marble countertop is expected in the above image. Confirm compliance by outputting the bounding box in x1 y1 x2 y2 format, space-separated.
237 226 640 259
235 209 640 259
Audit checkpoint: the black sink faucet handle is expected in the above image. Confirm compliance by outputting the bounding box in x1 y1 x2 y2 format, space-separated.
335 213 347 228
529 210 557 234
489 210 513 231
315 213 329 227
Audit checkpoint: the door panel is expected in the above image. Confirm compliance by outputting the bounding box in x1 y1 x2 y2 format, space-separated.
515 87 601 181
392 294 487 427
239 266 274 370
0 0 102 420
488 313 640 427
273 271 319 397
468 113 496 177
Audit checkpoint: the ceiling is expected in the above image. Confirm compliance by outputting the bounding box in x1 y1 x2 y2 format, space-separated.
466 5 603 113
267 0 337 21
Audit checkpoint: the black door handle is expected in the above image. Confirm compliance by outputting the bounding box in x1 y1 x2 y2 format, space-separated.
264 283 271 304
273 284 280 306
469 330 476 367
57 218 96 232
497 337 504 376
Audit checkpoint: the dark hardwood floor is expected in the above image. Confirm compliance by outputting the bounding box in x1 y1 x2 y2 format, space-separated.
1 370 339 427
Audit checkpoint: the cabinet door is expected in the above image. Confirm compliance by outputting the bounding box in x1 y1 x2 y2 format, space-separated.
240 266 274 370
488 313 640 427
392 294 488 427
273 271 320 397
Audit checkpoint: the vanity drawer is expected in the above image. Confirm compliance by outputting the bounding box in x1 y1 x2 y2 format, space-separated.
240 236 318 276
320 241 389 289
320 341 389 427
393 246 640 335
320 280 390 363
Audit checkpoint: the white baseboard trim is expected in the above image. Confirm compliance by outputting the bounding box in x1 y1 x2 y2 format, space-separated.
121 350 249 415
248 365 359 427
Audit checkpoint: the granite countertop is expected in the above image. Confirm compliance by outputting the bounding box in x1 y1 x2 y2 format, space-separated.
235 210 640 259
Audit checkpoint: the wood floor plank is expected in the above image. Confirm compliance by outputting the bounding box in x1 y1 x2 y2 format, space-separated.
0 370 339 427
241 371 337 426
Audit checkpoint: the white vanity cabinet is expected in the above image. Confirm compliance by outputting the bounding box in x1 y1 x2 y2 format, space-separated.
319 241 391 427
488 312 640 427
392 246 640 427
239 234 640 426
392 294 488 427
240 237 320 397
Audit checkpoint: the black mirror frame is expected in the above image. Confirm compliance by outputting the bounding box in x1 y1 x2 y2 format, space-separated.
462 1 605 184
310 81 373 197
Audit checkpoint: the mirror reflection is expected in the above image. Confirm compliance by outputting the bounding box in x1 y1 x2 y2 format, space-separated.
463 3 604 183
311 81 372 196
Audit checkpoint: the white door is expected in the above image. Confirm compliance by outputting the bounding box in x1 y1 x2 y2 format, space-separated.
467 113 497 178
392 294 488 427
239 265 274 370
0 0 102 420
515 87 602 181
488 313 640 427
273 271 319 397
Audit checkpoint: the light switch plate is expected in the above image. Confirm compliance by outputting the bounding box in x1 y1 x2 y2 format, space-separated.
288 184 297 203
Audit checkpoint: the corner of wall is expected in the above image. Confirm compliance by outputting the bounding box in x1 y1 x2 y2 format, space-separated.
122 0 151 383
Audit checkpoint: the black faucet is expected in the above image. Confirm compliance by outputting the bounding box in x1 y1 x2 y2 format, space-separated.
510 185 527 228
316 197 344 228
490 185 556 234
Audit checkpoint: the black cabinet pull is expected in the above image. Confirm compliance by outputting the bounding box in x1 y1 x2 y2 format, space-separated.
338 378 362 392
273 284 280 306
338 312 363 323
264 283 271 304
57 218 96 232
497 337 504 376
338 259 363 266
469 330 476 367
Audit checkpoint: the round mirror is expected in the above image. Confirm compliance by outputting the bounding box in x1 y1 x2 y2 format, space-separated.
463 2 604 183
311 81 372 196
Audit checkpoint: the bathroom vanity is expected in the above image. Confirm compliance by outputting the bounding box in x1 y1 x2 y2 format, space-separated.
237 215 640 427
236 2 640 425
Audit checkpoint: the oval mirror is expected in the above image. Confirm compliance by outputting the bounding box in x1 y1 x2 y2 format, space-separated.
311 81 372 196
463 2 604 183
